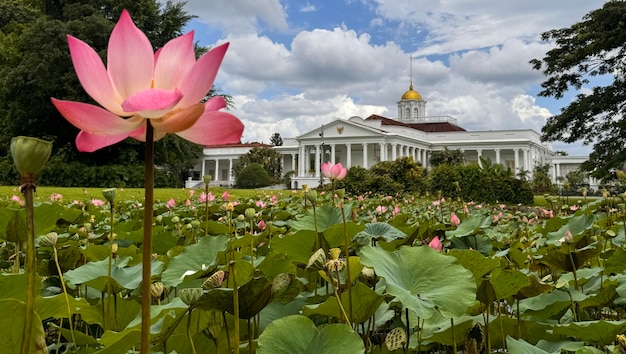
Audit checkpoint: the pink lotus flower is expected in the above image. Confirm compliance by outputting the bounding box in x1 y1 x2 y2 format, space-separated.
222 191 230 201
321 162 347 180
166 198 175 209
375 205 387 214
257 219 266 230
429 237 442 251
450 212 460 227
51 10 243 152
91 199 105 207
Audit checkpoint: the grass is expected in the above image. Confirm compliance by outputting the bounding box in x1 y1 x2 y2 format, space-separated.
0 185 267 203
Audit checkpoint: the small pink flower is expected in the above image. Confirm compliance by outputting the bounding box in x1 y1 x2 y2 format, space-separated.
429 237 442 251
450 212 460 227
392 205 400 216
564 229 573 243
189 190 195 197
570 205 579 211
271 195 278 204
91 199 104 207
358 195 364 201
256 200 266 208
166 198 175 209
257 219 266 230
375 205 387 214
321 161 347 180
185 199 191 206
222 191 230 201
50 193 63 202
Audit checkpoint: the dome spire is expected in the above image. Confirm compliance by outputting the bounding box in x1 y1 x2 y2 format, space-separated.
401 56 421 100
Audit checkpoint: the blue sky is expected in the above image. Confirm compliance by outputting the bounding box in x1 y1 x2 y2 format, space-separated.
178 0 607 155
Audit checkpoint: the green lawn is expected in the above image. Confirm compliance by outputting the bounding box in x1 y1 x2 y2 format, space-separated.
0 185 264 203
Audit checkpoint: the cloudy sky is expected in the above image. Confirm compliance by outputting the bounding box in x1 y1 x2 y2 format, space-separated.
179 0 606 155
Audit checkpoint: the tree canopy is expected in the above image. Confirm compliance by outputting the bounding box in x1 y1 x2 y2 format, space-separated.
0 0 232 186
233 147 282 183
530 0 626 178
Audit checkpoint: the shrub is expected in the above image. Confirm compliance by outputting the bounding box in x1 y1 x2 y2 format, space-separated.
236 163 270 188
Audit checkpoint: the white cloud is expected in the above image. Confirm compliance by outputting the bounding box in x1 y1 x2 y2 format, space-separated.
300 3 317 12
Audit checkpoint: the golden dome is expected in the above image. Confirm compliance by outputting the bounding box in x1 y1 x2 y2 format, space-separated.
401 84 422 100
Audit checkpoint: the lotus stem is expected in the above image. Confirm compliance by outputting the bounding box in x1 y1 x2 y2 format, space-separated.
451 318 456 353
186 308 197 354
340 203 353 324
19 181 35 354
141 121 155 354
106 202 114 330
231 261 240 354
53 246 77 352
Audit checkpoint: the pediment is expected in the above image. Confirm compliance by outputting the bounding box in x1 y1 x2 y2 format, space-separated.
298 118 386 140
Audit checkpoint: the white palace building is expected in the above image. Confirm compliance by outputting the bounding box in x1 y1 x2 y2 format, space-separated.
187 84 592 190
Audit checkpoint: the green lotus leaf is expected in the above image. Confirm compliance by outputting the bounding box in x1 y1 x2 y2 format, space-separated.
444 216 491 238
302 282 385 324
287 204 351 232
0 298 47 354
36 294 103 326
0 273 40 300
323 222 364 248
64 257 163 293
545 213 594 245
270 230 316 264
490 268 531 300
353 222 407 245
161 234 229 287
195 276 272 319
257 315 364 354
551 320 626 345
448 249 500 283
360 245 476 319
449 234 493 255
506 336 558 354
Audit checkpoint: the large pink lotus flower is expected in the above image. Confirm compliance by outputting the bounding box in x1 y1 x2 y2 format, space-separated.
51 10 243 152
321 162 347 181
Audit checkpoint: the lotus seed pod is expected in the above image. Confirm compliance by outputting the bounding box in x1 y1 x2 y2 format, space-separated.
40 232 58 247
10 136 52 177
305 190 317 204
335 189 345 199
171 216 180 224
101 188 116 203
244 208 256 219
329 248 341 260
271 273 292 296
150 282 164 298
202 270 226 289
203 175 212 184
185 223 193 231
385 327 407 351
361 267 376 280
236 214 244 222
179 288 204 306
155 215 163 223
191 220 201 229
306 248 327 271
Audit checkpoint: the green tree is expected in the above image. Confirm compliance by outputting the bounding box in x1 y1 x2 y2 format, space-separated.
270 132 283 146
531 164 555 194
530 0 626 178
429 147 465 167
233 147 282 183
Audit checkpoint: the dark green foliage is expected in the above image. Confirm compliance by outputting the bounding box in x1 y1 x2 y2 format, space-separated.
338 157 426 195
429 147 465 167
531 164 556 194
429 162 533 204
236 163 270 189
270 133 283 146
233 147 282 183
530 1 626 178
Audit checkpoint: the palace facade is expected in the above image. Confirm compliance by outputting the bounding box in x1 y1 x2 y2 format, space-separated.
187 85 592 190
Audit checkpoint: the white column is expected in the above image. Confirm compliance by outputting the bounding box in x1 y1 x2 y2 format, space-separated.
423 150 428 169
346 143 352 167
228 159 233 183
513 149 519 174
391 143 397 160
379 143 386 162
214 159 219 181
523 148 529 173
476 149 482 167
362 143 368 168
299 145 305 176
495 149 501 165
305 147 311 174
330 144 336 163
201 158 206 179
291 154 296 173
556 163 561 181
551 164 557 182
315 144 321 177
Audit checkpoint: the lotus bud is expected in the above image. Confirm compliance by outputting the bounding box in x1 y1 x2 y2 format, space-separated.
564 229 573 244
335 189 345 199
385 327 407 351
150 282 164 298
244 208 256 219
306 248 327 271
203 175 212 184
185 223 193 231
179 288 204 306
236 214 245 222
305 190 317 204
83 222 92 233
10 136 52 178
581 186 587 197
155 215 163 223
110 243 118 254
271 273 292 296
191 220 201 229
227 202 235 212
171 216 180 224
301 184 308 191
40 232 58 247
102 188 116 203
202 270 227 289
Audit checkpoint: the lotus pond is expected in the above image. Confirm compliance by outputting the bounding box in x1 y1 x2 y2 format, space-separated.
2 187 626 353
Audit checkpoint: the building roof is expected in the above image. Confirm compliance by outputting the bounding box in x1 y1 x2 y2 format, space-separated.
400 84 422 100
365 114 466 132
203 142 270 148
